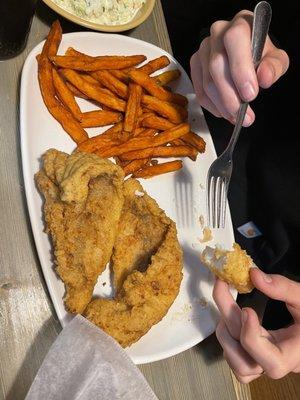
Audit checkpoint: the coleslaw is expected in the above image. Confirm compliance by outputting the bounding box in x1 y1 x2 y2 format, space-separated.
53 0 147 25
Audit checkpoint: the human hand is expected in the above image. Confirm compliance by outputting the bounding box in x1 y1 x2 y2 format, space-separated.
190 10 289 126
213 268 300 383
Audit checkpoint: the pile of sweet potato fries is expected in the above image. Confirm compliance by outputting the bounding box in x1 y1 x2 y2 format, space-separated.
37 20 206 178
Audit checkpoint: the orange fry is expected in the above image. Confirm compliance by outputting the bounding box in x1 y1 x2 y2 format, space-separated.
120 145 197 161
37 55 88 144
142 115 205 153
122 158 150 176
50 55 147 71
182 132 206 153
65 81 89 99
142 114 174 130
133 128 157 138
80 110 122 128
133 160 183 178
124 83 143 134
129 69 187 106
41 20 62 57
52 69 83 121
142 95 187 123
62 69 126 112
77 122 123 153
98 123 190 158
92 70 128 99
137 56 170 74
109 69 131 83
154 69 181 86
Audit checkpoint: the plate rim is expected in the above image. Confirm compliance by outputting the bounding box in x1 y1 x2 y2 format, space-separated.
20 31 235 365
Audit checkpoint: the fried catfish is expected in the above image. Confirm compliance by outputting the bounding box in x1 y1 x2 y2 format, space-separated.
35 149 124 313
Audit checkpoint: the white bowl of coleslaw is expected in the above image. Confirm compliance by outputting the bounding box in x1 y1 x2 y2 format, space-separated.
42 0 155 32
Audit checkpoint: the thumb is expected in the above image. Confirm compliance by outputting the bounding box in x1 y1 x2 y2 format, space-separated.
250 268 300 322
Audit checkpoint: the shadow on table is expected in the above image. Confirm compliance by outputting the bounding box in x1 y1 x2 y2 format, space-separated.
6 317 60 400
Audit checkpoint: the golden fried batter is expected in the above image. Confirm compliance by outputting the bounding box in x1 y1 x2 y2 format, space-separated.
112 178 171 293
35 149 124 313
84 181 183 347
200 243 254 293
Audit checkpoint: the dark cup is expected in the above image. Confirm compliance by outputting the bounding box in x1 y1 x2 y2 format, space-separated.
0 0 37 60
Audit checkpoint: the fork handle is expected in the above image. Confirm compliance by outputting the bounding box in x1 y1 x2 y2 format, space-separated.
226 1 272 157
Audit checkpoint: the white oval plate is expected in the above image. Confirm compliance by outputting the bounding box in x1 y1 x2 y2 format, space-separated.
20 32 235 365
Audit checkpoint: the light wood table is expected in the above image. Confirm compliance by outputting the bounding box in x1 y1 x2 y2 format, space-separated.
1 2 294 399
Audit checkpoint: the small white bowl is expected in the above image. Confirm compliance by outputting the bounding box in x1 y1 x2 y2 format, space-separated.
42 0 156 32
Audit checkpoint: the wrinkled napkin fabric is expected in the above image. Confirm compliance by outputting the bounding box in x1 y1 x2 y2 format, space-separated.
25 315 158 400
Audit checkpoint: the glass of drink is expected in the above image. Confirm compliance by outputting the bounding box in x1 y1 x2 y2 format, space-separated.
0 0 37 60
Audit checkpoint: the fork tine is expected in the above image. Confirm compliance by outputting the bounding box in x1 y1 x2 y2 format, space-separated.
206 174 212 227
212 177 218 228
221 179 229 228
216 177 223 228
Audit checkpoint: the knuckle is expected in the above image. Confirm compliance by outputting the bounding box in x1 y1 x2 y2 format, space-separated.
236 9 253 18
223 25 242 46
240 333 253 350
199 37 210 53
267 366 287 380
210 20 227 36
278 49 290 72
208 54 224 80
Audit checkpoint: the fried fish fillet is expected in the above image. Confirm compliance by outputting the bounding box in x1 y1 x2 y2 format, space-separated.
35 149 124 313
112 178 171 293
200 243 254 293
84 180 183 347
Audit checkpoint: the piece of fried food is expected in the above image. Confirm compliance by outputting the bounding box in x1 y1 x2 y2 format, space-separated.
35 149 124 313
84 181 183 347
200 243 255 293
112 178 172 293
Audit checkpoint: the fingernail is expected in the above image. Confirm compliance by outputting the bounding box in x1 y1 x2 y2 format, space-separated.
261 271 272 283
242 309 248 323
243 113 253 127
240 82 256 102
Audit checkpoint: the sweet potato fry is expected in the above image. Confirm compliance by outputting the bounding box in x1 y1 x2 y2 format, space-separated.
98 123 190 158
109 69 131 83
37 55 88 144
142 114 174 130
120 145 197 161
50 55 147 71
52 69 83 121
154 69 181 86
124 83 143 134
142 115 205 153
80 110 122 128
77 134 117 153
65 81 89 99
41 20 62 57
92 70 128 99
137 56 170 74
133 160 183 178
182 132 206 153
133 128 157 138
129 69 187 106
77 122 123 153
62 69 126 112
142 95 187 123
122 158 150 176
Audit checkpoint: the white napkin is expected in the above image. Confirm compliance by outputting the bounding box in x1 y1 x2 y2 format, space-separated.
25 315 158 400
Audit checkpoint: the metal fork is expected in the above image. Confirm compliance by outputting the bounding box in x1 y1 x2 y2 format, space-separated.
206 1 272 228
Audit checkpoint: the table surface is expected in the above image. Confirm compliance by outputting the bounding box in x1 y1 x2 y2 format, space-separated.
0 2 298 400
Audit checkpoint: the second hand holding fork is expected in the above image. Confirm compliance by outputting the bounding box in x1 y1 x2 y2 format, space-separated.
206 1 272 229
